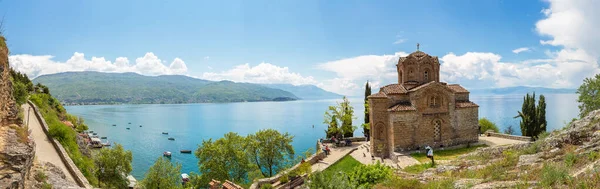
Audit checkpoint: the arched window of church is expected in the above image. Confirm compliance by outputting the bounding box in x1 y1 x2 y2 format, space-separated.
408 68 415 81
374 122 385 140
399 71 403 83
433 120 441 141
424 71 429 81
429 96 440 108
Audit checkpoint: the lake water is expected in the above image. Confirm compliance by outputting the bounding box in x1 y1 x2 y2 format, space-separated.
65 93 579 179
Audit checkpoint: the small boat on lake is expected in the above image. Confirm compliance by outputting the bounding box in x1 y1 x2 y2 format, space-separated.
163 151 172 157
92 133 97 135
90 138 103 148
180 150 192 153
168 137 175 141
126 128 130 130
102 141 111 146
128 122 131 124
139 125 142 127
112 124 116 126
100 136 107 139
162 132 168 135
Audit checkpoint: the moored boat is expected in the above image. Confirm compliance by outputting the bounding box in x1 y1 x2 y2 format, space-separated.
126 128 130 130
168 137 175 141
180 150 192 153
112 124 116 126
100 136 107 139
90 138 103 148
162 132 168 135
163 151 172 157
139 125 142 127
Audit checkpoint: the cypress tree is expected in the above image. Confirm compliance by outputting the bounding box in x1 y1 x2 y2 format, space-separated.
515 92 547 139
364 81 371 135
537 95 547 135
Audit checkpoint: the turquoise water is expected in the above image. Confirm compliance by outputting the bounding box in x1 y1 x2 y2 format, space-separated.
64 94 579 179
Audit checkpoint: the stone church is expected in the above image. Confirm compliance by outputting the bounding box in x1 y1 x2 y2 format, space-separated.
368 48 479 158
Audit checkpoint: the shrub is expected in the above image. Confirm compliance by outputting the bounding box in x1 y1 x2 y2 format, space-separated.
375 177 423 189
260 183 273 189
540 163 571 187
403 162 434 174
565 153 576 168
34 171 47 182
9 125 29 144
479 118 499 133
588 151 599 161
279 174 289 184
349 161 392 187
41 183 52 189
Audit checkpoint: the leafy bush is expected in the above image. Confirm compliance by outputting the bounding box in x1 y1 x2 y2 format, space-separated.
41 183 52 189
260 183 273 189
479 118 499 133
280 174 289 183
375 177 423 189
307 171 361 189
588 151 599 161
349 161 392 187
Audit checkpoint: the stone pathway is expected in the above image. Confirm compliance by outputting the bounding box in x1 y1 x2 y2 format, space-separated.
23 103 76 183
478 135 529 146
311 141 367 173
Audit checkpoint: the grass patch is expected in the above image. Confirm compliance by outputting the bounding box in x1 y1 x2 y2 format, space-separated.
446 150 520 181
34 171 47 182
322 155 361 176
410 144 487 163
540 163 572 188
403 162 434 174
8 125 29 144
374 177 455 189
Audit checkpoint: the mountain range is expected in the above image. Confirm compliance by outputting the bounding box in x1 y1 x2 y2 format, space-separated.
468 86 577 95
32 72 341 105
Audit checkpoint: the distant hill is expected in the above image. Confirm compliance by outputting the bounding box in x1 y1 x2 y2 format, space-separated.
33 72 298 104
469 86 577 95
263 84 342 100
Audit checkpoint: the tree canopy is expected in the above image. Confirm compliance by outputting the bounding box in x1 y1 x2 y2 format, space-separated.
577 74 600 118
247 129 295 177
324 96 356 138
140 157 182 189
94 143 133 188
195 132 252 186
363 81 371 135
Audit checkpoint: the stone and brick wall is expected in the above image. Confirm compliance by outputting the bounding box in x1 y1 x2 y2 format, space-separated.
485 131 533 142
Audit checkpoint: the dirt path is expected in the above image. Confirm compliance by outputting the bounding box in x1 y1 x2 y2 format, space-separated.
23 103 76 183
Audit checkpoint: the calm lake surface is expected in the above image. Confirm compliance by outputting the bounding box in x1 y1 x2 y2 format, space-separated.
65 94 579 179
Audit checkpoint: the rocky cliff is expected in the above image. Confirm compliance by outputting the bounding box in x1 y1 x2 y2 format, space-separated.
0 36 35 189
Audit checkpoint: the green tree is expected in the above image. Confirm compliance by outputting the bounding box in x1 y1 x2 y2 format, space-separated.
140 157 182 189
577 74 600 118
307 171 363 189
195 132 253 187
478 118 499 133
94 143 133 188
514 93 547 138
12 81 28 106
323 96 356 138
349 161 392 188
247 129 295 177
363 81 371 136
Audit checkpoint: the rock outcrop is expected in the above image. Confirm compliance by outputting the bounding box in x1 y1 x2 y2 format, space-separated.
0 36 35 189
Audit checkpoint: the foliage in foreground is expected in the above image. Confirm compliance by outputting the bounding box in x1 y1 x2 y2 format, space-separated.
140 157 182 189
94 143 133 188
577 74 600 118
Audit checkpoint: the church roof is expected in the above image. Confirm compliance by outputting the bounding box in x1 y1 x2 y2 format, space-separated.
447 84 469 93
455 101 479 108
368 92 388 98
381 84 407 94
388 102 416 112
408 81 437 92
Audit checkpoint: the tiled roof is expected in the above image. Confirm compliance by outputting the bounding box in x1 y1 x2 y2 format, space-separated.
368 92 387 98
447 84 469 93
408 81 436 92
222 180 244 189
388 102 416 112
455 101 479 108
381 84 407 94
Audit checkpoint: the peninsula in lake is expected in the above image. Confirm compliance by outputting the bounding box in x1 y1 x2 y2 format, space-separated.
33 71 341 104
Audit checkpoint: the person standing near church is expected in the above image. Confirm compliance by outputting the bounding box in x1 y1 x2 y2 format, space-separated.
426 146 434 166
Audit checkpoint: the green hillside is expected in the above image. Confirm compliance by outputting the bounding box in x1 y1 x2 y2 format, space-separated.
33 72 298 104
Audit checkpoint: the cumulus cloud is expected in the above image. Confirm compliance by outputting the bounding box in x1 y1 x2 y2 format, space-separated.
512 47 530 54
201 62 319 86
9 52 189 78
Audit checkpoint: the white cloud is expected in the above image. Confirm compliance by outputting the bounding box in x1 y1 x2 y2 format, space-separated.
204 56 210 60
393 39 406 44
512 47 530 54
201 62 319 86
9 52 188 78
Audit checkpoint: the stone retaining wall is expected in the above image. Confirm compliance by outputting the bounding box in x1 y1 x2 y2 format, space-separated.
485 131 533 142
28 101 92 189
321 136 367 143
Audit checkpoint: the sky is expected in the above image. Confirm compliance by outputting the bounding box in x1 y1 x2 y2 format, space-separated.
2 0 599 96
